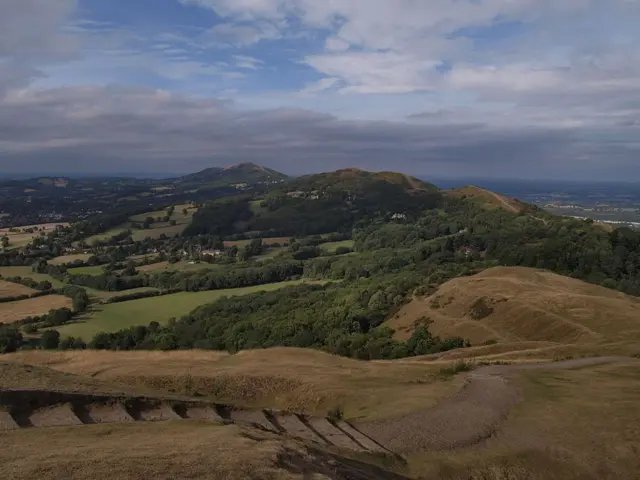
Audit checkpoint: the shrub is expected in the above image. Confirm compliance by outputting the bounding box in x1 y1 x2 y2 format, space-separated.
439 360 474 377
470 297 494 320
327 406 344 422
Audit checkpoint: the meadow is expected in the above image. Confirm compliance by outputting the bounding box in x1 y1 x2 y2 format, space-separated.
320 239 355 252
55 280 315 340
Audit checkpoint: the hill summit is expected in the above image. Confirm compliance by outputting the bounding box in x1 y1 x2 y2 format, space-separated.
178 162 288 186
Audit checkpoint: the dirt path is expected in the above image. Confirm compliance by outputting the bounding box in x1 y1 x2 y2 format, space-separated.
488 190 520 213
355 357 625 455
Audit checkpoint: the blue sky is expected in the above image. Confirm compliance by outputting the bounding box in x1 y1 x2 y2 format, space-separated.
1 0 639 179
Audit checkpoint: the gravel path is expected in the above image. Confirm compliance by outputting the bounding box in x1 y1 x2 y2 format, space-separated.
356 357 625 455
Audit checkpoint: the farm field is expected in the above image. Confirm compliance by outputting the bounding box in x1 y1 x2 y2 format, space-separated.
0 267 66 289
0 295 72 323
56 280 319 340
0 280 35 297
137 261 220 274
0 267 152 301
320 239 355 252
48 254 93 265
67 265 106 276
0 223 68 250
223 237 291 248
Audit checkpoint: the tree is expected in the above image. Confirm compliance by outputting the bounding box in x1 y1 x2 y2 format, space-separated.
123 260 137 276
40 330 61 349
1 236 9 249
0 325 22 353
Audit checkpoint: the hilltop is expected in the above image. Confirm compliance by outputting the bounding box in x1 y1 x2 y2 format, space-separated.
178 162 288 187
386 266 640 355
444 185 526 213
287 168 438 193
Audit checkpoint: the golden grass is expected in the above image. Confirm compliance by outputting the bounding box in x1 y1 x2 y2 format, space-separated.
445 186 523 213
0 280 35 297
0 421 349 480
7 348 464 422
406 361 640 479
387 267 640 355
0 295 72 323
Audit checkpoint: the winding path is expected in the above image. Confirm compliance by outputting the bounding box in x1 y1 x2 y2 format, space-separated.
355 357 625 454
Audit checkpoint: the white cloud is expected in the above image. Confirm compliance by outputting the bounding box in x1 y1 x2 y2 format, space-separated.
233 55 265 69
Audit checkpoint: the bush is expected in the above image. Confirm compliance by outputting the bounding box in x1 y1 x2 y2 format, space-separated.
40 330 61 349
439 360 474 377
327 406 344 422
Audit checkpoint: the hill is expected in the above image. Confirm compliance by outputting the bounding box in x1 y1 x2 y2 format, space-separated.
386 266 640 353
287 168 438 193
444 185 525 213
185 168 442 237
178 162 288 187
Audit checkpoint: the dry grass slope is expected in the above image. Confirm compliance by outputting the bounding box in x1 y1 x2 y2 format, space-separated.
5 348 464 421
387 267 640 355
445 186 524 213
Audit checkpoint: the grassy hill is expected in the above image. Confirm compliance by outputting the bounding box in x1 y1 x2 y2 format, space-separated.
444 185 526 213
386 266 640 354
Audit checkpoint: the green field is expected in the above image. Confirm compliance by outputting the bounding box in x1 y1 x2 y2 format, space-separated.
0 266 66 288
84 206 196 245
137 261 220 274
48 254 93 266
321 240 355 253
0 267 157 301
56 280 317 340
67 265 106 276
85 227 130 246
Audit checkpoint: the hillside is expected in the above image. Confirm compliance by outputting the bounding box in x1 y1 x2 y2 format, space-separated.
386 266 640 352
2 350 639 479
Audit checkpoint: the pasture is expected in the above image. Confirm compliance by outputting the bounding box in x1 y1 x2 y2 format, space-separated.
56 280 315 339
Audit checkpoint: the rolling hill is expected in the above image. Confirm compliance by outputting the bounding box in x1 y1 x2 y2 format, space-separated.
386 266 640 353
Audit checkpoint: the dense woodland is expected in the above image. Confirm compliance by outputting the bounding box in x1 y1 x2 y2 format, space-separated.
2 168 640 357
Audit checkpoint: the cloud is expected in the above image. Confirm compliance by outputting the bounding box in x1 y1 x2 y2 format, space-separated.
205 22 282 47
233 55 265 70
0 85 638 180
0 0 80 93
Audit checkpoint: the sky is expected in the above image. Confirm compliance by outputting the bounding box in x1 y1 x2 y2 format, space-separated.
0 0 639 180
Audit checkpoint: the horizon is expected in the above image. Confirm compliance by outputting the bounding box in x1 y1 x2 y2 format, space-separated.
1 0 639 180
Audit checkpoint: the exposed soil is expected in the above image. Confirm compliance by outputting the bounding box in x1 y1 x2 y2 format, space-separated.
356 357 625 454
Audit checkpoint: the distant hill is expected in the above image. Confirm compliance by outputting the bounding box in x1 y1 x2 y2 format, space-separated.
288 168 438 194
177 162 288 187
444 185 526 213
185 167 443 237
386 266 640 349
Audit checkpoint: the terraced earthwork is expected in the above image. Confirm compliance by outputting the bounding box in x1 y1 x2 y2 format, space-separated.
0 389 389 455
